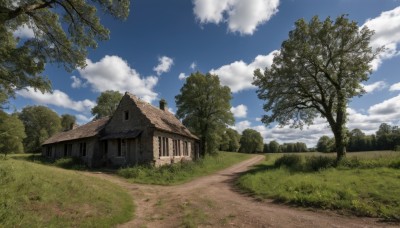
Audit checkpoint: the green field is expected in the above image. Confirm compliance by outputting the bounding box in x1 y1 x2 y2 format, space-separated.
0 157 133 227
118 151 253 185
237 151 400 221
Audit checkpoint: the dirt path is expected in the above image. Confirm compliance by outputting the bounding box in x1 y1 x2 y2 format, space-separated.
85 155 394 227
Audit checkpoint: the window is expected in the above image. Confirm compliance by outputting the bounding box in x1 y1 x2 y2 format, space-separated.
158 136 169 157
117 139 127 157
46 146 52 157
123 110 129 121
64 144 68 157
80 142 86 157
183 141 190 156
173 139 181 156
63 144 72 157
67 144 72 156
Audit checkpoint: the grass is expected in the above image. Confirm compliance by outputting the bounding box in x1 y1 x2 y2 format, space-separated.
0 157 133 227
10 153 88 170
237 151 400 221
117 151 253 185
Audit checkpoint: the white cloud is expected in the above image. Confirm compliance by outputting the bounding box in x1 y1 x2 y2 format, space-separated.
231 93 400 147
167 107 175 114
153 56 174 76
190 62 197 70
232 120 252 133
368 94 400 116
17 87 96 113
193 0 280 35
13 24 34 39
255 117 262 121
70 76 85 88
76 114 93 124
230 104 247 118
210 50 278 92
389 82 400 91
362 81 387 93
362 6 400 71
78 55 158 103
178 73 188 80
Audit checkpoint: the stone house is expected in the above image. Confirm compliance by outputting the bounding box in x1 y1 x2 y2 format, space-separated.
42 92 200 167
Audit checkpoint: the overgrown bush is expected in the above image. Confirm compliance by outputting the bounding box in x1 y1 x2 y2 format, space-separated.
274 155 303 170
305 156 336 171
53 157 86 170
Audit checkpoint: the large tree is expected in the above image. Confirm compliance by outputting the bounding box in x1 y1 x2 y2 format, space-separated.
60 114 76 131
19 105 61 152
0 0 130 103
0 111 26 155
316 136 334 153
91 90 123 119
175 72 234 156
220 128 241 152
239 129 263 153
253 15 381 160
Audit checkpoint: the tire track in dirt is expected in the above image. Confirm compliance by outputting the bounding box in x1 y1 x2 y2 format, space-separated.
84 155 395 227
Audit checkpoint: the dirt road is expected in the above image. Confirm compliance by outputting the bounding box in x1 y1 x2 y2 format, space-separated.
86 155 394 227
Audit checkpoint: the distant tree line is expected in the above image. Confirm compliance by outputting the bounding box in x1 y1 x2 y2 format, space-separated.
263 141 308 153
317 123 400 152
0 106 78 155
219 128 309 153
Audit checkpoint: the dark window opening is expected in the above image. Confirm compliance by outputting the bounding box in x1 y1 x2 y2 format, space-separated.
80 142 86 157
124 110 129 121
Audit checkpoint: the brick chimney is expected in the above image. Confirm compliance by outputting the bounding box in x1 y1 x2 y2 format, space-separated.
159 99 167 111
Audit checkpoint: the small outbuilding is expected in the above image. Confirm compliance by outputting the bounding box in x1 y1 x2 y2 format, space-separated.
42 92 200 167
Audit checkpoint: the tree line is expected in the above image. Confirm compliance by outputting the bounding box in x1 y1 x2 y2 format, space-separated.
317 123 400 152
0 106 79 155
0 90 123 155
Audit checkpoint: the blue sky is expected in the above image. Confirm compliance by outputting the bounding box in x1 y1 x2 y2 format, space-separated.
11 0 400 147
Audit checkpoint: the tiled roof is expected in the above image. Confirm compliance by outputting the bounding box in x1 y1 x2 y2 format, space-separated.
42 117 110 145
42 93 198 146
126 93 199 140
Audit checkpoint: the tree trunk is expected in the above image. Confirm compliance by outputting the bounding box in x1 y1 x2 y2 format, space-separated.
200 136 206 158
334 130 346 161
333 93 347 161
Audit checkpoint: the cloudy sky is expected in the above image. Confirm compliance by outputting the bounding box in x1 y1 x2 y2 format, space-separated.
11 0 400 147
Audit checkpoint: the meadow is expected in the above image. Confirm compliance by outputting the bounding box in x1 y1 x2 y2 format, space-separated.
0 157 133 227
237 151 400 221
117 151 253 185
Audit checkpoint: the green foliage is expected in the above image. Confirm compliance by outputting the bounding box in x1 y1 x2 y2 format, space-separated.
317 123 400 152
316 136 334 153
91 90 123 119
239 128 263 153
0 111 26 155
53 157 86 170
18 106 61 152
0 159 133 227
60 114 76 131
175 72 234 156
253 15 381 160
0 0 130 103
220 128 241 152
269 140 280 153
274 154 303 169
117 152 252 185
238 152 400 221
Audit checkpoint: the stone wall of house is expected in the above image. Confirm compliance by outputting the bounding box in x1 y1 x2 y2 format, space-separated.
42 137 98 167
104 95 155 166
153 130 195 167
104 95 153 134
